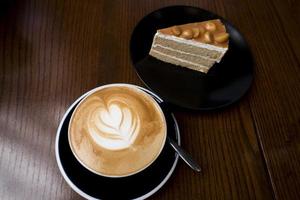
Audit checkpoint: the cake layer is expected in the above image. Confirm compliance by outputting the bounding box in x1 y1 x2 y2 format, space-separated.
150 49 210 73
153 32 227 62
150 45 215 67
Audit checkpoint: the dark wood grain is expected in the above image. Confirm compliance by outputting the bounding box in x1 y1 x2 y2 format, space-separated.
0 0 299 199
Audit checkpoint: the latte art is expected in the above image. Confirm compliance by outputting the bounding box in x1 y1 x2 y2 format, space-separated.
88 99 140 150
69 85 167 177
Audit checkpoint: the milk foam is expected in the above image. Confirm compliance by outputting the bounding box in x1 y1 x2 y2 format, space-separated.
88 103 140 150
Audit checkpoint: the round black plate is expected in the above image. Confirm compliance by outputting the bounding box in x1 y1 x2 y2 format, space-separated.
55 88 180 200
130 5 253 110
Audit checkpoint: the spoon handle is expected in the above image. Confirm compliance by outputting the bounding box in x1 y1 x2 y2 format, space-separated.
167 137 201 172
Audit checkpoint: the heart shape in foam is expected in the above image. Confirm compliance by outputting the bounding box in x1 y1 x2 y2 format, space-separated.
88 103 140 150
100 104 123 130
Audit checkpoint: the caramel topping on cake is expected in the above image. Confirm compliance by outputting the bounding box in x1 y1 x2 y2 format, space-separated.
214 33 229 43
205 22 217 32
180 29 193 39
203 32 214 43
171 26 181 36
158 19 229 48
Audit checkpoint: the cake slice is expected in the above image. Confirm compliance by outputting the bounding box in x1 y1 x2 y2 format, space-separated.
149 19 229 73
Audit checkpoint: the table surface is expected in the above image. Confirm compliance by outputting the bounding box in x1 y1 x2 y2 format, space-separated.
0 0 299 199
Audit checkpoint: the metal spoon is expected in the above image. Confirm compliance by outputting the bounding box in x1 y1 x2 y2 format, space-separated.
167 136 201 172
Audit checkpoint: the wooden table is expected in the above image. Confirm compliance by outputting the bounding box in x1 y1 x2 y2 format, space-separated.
0 0 299 199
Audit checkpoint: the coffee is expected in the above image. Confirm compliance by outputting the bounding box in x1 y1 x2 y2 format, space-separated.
68 84 167 177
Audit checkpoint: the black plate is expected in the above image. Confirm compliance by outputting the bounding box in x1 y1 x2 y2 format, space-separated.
55 88 180 200
130 5 253 110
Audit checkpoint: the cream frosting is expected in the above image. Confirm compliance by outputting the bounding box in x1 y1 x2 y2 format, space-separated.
154 32 228 61
151 49 210 70
152 44 217 61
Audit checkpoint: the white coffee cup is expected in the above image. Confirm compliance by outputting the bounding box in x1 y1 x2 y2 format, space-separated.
68 84 167 177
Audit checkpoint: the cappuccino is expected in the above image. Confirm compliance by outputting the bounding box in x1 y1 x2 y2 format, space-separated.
68 84 167 177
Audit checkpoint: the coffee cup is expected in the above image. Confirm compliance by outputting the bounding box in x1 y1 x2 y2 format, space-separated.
68 83 167 177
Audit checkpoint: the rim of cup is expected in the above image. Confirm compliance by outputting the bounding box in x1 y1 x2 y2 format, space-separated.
68 83 168 178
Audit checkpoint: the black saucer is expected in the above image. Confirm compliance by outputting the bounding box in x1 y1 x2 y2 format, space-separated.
55 87 180 200
130 5 253 110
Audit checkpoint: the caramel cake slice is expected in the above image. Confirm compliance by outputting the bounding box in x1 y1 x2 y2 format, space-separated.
149 19 229 73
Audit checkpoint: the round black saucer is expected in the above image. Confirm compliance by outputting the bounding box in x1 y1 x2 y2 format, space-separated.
55 87 180 200
130 5 253 110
